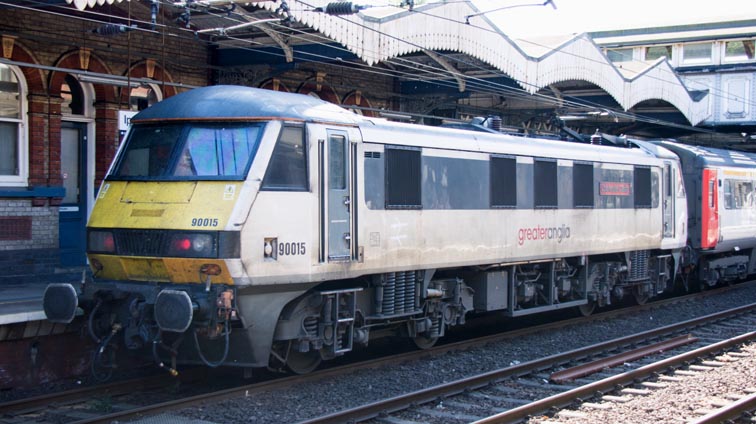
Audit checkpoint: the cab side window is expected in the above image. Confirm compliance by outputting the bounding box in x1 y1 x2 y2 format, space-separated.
262 125 308 191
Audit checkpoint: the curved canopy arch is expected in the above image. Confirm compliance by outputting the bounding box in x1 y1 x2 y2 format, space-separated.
246 0 708 125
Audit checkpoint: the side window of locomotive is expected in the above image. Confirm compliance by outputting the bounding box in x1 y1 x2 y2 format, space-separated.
490 156 517 208
573 162 594 208
534 159 558 209
261 125 308 191
172 125 262 178
633 166 652 208
385 147 421 209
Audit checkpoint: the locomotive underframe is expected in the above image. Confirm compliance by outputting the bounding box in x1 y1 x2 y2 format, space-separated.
46 248 677 375
269 249 676 371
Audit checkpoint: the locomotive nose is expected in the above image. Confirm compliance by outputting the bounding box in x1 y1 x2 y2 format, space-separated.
43 283 79 323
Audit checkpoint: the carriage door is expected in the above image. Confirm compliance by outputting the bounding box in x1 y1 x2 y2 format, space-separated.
326 130 352 261
59 122 88 266
662 163 675 238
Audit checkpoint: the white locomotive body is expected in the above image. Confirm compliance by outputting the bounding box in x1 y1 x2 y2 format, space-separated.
44 86 689 373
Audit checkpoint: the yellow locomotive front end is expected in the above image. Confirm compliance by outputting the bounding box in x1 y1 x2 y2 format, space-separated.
42 85 361 377
87 180 239 286
44 106 268 375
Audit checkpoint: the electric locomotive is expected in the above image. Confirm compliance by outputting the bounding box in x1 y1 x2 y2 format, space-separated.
44 85 688 374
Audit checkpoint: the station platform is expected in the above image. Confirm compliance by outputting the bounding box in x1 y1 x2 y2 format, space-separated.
0 284 48 325
0 266 86 326
0 260 93 389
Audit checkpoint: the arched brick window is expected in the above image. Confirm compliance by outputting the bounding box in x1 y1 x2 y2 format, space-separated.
0 64 28 186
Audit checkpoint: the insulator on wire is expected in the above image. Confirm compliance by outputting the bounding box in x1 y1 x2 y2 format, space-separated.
92 24 136 36
320 2 366 15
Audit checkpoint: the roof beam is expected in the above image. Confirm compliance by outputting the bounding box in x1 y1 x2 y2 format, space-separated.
423 49 465 93
255 22 293 63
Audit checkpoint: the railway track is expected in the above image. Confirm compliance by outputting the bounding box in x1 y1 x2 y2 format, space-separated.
301 303 756 424
0 285 752 424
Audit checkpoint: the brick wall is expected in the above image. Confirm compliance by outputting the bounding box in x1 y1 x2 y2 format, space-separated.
0 6 210 273
0 200 58 251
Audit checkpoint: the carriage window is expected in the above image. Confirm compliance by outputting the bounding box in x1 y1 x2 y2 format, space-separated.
534 159 557 208
573 162 594 208
723 179 755 209
490 156 516 208
385 147 421 209
262 125 308 190
634 166 652 208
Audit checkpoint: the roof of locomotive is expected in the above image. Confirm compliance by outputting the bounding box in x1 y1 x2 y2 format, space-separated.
131 85 364 125
360 119 670 166
657 140 756 169
130 86 673 166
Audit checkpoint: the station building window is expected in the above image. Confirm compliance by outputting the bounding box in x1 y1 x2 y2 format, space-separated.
724 39 755 62
606 48 633 63
61 75 85 115
645 45 672 61
0 64 27 186
129 84 160 111
682 42 713 65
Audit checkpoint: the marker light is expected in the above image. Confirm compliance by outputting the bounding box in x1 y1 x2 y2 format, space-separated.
89 230 116 253
167 233 216 257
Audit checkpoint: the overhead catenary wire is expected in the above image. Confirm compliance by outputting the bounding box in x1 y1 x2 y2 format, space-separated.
0 0 746 135
159 2 731 133
15 0 747 118
12 0 752 114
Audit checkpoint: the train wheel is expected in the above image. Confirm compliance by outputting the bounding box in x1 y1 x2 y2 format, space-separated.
413 333 439 350
633 286 650 305
286 348 322 374
578 302 596 317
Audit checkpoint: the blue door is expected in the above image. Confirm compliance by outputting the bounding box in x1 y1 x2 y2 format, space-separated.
59 122 87 266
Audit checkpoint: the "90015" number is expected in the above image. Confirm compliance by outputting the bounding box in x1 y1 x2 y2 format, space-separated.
191 218 219 227
279 242 306 256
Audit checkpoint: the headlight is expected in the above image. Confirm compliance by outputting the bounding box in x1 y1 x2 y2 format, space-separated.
166 233 216 258
88 230 115 253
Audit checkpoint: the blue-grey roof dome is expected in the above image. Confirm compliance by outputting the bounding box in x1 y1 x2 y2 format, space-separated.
133 85 363 125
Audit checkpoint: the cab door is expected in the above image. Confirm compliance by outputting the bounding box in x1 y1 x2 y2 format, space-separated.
662 163 675 238
325 130 352 261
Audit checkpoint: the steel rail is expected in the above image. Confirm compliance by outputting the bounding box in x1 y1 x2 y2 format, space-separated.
689 391 756 424
473 331 756 424
296 303 756 424
0 371 200 415
6 284 749 424
549 333 699 383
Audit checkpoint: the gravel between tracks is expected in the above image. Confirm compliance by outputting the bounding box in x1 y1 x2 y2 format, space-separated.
172 284 756 424
533 342 756 424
